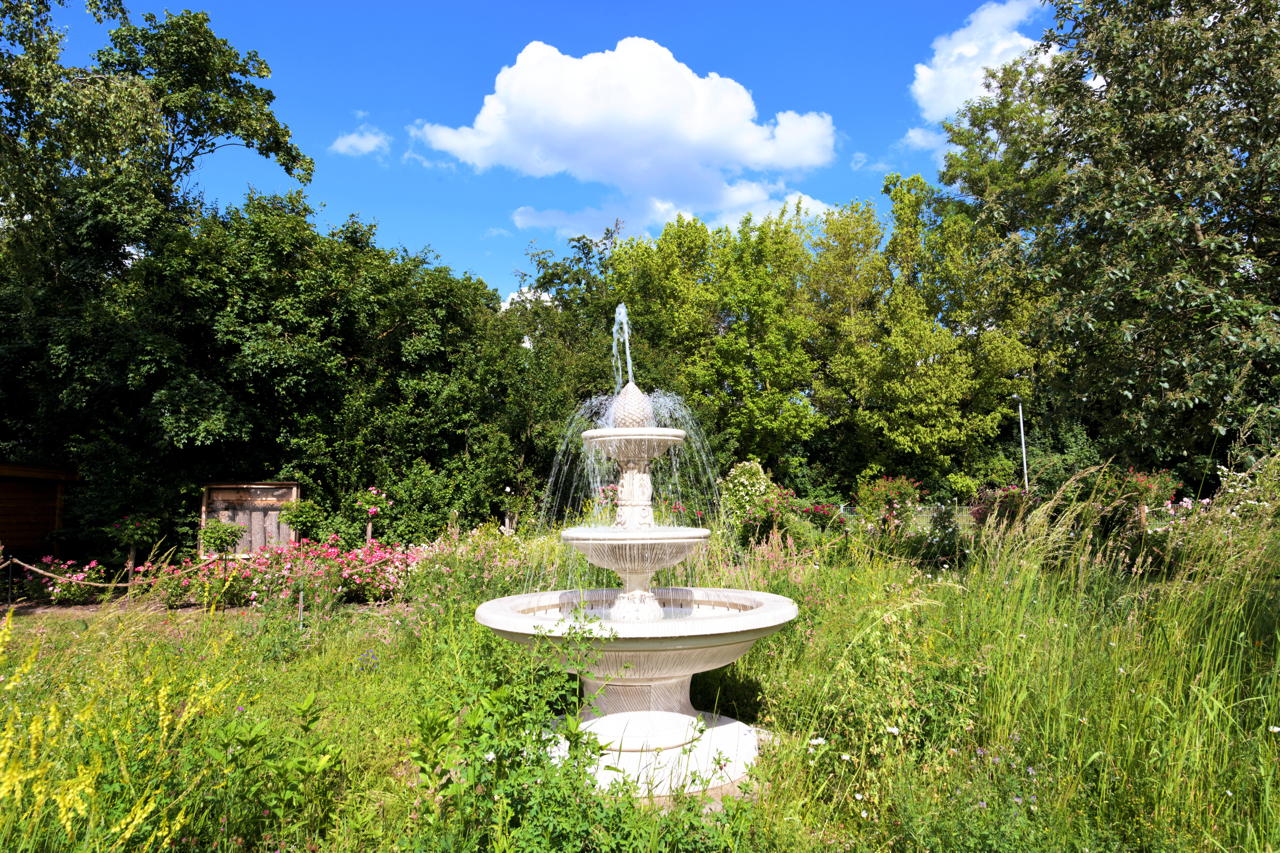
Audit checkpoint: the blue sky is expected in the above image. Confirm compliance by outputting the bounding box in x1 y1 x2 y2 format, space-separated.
54 0 1054 297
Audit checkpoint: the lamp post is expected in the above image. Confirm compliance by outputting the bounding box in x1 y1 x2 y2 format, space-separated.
1013 394 1029 491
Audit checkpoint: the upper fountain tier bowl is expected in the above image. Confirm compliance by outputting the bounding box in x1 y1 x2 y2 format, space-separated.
581 427 686 461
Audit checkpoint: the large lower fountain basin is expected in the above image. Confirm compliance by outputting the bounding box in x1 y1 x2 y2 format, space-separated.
475 587 796 717
477 586 797 796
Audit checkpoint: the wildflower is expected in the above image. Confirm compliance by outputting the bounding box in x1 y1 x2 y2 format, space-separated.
1269 726 1280 733
886 725 900 735
840 753 851 761
854 792 863 800
808 736 826 746
860 810 868 819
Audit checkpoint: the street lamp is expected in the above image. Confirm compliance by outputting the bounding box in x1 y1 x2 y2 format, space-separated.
1012 394 1029 491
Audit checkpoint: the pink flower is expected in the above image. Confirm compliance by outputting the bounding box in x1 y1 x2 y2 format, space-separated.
368 507 379 516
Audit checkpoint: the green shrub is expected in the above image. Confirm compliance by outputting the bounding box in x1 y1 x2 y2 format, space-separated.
718 461 775 528
970 485 1036 528
200 518 245 555
854 475 924 533
279 499 337 541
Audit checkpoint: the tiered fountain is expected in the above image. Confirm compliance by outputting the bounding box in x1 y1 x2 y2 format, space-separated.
475 308 796 796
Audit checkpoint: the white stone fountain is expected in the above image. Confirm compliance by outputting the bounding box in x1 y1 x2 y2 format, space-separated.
475 311 796 796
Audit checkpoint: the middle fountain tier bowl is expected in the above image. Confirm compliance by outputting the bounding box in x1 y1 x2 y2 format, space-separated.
474 586 798 797
563 425 711 593
558 525 711 593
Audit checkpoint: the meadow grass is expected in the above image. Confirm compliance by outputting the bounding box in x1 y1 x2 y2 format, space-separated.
2 475 1278 850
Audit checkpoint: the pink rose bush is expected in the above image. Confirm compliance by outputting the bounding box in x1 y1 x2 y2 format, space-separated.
22 521 577 613
24 557 106 604
20 525 531 612
148 537 421 609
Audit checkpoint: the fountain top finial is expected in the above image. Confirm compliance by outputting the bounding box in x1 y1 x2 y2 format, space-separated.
609 380 655 428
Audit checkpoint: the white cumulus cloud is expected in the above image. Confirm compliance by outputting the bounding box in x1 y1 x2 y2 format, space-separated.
409 37 835 233
910 0 1041 124
330 123 391 157
900 0 1042 160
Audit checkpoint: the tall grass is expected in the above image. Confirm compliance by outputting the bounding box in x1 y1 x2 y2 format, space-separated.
710 472 1280 850
2 462 1277 850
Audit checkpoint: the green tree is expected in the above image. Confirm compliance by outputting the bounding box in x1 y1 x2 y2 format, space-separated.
610 209 825 472
942 0 1280 477
130 194 513 542
806 177 1033 496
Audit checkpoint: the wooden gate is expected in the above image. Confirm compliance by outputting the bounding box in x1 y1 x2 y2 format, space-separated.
200 482 300 555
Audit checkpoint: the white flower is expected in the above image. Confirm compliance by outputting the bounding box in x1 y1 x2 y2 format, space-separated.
886 726 900 736
855 792 863 800
861 810 868 818
1269 726 1279 733
808 736 826 746
840 753 852 761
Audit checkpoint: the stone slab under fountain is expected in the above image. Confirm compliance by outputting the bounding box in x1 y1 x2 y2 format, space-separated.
475 310 797 796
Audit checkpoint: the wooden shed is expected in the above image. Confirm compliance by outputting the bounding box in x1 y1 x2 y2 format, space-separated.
0 464 77 558
200 482 300 555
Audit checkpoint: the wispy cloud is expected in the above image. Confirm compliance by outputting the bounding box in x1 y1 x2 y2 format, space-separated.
849 152 892 172
401 150 456 170
409 37 835 234
329 122 391 157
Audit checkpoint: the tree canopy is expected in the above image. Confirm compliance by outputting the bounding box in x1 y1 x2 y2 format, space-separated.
3 0 1276 555
942 0 1280 474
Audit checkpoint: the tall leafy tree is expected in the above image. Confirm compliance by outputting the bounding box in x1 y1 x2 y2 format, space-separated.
1 2 313 537
610 210 824 472
808 177 1034 496
943 0 1280 475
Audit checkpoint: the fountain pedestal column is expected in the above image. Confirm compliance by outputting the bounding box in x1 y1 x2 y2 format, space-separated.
581 674 696 718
